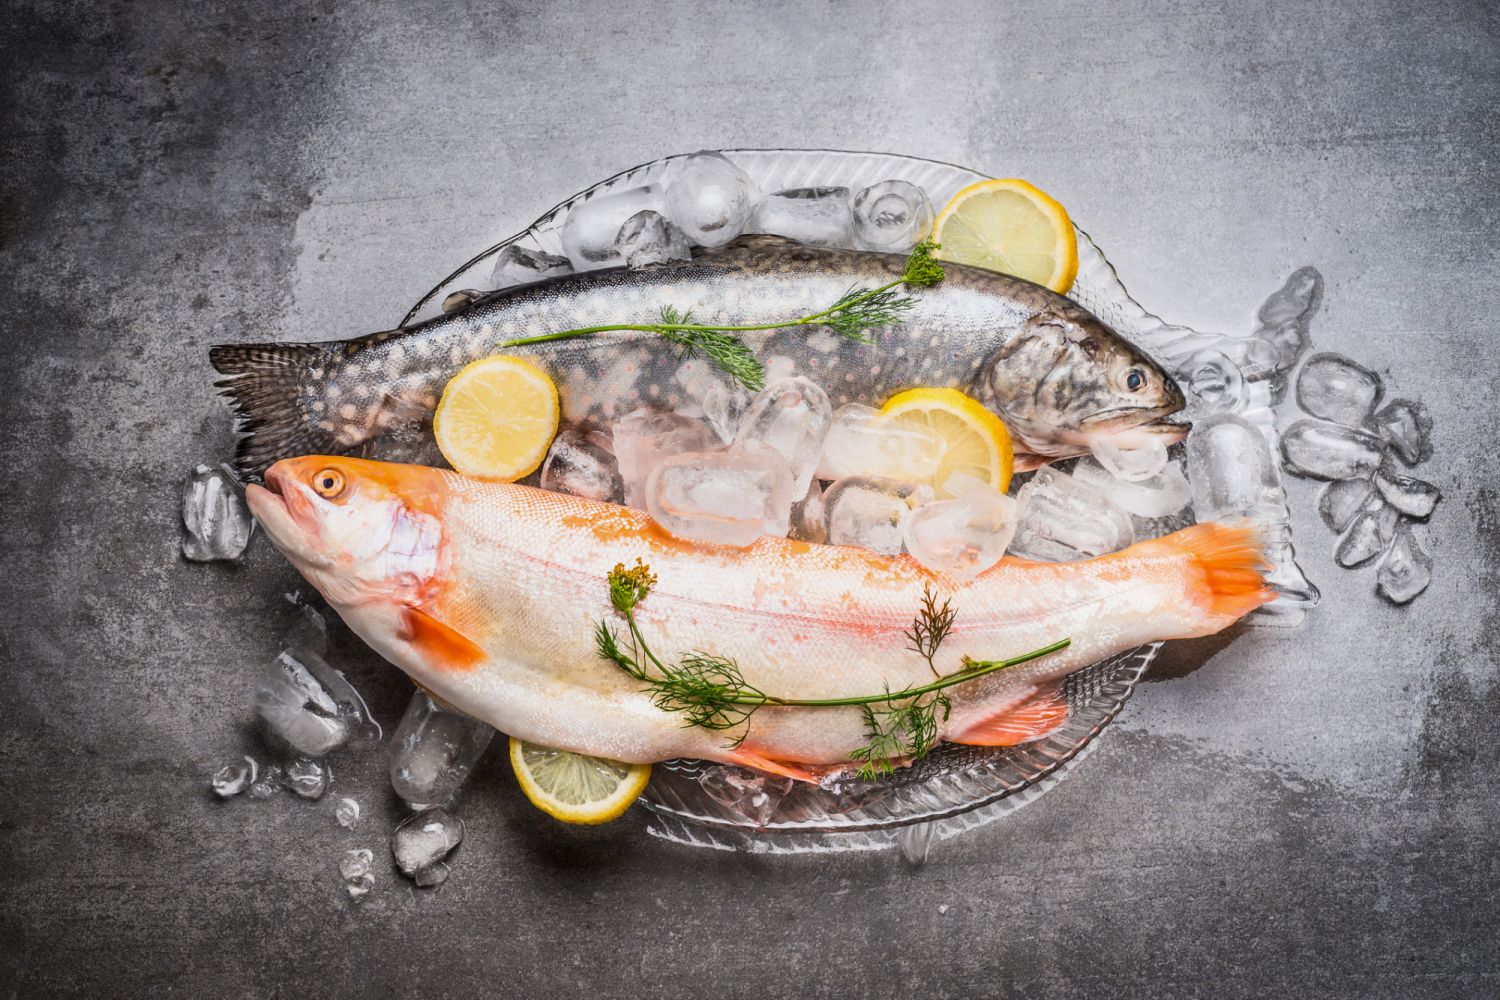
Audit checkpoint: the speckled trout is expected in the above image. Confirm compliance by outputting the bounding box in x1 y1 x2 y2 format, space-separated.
248 456 1270 775
213 237 1187 478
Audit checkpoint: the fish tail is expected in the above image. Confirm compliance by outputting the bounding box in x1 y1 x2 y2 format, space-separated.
210 343 340 479
1153 520 1276 631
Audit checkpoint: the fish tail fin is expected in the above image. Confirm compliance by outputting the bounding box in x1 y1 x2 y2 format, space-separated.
210 343 340 480
1157 520 1277 631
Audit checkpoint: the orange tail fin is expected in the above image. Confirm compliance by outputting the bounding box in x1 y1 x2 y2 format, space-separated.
1152 520 1277 631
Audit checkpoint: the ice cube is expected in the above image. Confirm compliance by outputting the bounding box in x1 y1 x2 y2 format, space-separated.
1376 525 1432 604
283 602 329 657
645 446 795 547
339 848 372 882
789 479 826 544
734 377 833 496
1183 349 1247 412
490 244 573 288
1373 467 1440 520
182 464 253 562
441 289 484 314
1335 510 1388 567
851 179 933 252
1295 353 1383 426
751 187 854 247
540 428 623 504
340 848 374 902
413 863 450 888
391 808 464 878
247 764 282 800
673 358 750 444
211 756 257 798
1372 399 1432 466
389 690 495 808
1070 458 1192 519
816 404 945 483
1281 420 1384 481
1251 266 1322 370
822 477 934 555
901 486 1017 581
1187 413 1281 518
1089 436 1169 482
1317 478 1376 533
1010 467 1135 562
345 873 374 903
335 797 361 829
559 184 666 269
611 408 721 509
283 755 330 800
271 643 379 742
898 820 936 866
253 650 353 757
664 151 759 248
698 765 794 827
614 210 692 268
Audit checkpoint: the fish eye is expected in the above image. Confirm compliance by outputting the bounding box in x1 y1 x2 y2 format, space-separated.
1125 368 1148 392
312 467 346 498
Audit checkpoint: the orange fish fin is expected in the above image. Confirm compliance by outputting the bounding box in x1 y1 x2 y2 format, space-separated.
950 685 1069 747
401 606 485 672
1011 451 1049 473
727 748 828 784
1153 520 1276 625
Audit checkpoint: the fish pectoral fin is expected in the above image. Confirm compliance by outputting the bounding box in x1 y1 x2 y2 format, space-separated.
400 606 485 672
727 748 832 785
1011 451 1050 473
950 685 1069 747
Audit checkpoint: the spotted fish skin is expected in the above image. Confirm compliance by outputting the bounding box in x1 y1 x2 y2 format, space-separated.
211 236 1184 477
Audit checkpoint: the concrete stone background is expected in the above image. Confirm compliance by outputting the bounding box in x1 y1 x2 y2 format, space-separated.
2 1 1496 996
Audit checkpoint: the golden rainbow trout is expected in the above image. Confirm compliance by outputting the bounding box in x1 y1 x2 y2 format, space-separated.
248 456 1270 776
213 237 1186 477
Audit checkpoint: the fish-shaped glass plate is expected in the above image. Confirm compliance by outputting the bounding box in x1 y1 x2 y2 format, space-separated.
404 149 1245 855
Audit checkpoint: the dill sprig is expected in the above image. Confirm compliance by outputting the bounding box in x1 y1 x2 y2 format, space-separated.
499 241 947 392
904 583 957 677
850 691 953 780
595 559 1069 778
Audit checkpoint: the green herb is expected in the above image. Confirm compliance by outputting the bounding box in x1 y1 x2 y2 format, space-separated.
500 241 947 392
904 582 957 677
595 559 1069 778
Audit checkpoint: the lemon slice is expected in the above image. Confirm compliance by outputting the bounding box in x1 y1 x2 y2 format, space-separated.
433 355 560 479
509 737 651 825
931 178 1078 293
880 387 1014 497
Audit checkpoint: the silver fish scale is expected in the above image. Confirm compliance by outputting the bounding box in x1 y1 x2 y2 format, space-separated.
313 238 1067 443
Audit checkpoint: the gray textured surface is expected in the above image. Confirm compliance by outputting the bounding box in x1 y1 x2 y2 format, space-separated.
2 1 1497 997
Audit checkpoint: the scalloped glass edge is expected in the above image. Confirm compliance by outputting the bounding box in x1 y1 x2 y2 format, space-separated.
401 149 1305 853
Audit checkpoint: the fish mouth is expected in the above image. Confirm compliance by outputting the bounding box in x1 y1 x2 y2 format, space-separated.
1079 407 1192 444
246 467 323 562
1136 411 1192 442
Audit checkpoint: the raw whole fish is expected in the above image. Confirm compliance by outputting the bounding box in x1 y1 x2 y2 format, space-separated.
213 237 1187 478
248 456 1271 775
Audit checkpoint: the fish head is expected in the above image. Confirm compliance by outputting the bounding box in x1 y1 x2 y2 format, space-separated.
246 456 448 610
980 312 1188 461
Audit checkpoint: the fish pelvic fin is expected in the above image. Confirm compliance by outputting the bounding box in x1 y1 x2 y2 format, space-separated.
401 606 485 672
1154 519 1277 630
950 684 1069 747
727 748 837 785
210 342 341 480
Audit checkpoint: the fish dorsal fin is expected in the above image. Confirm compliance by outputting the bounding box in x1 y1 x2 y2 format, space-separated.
950 685 1069 747
401 606 484 672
